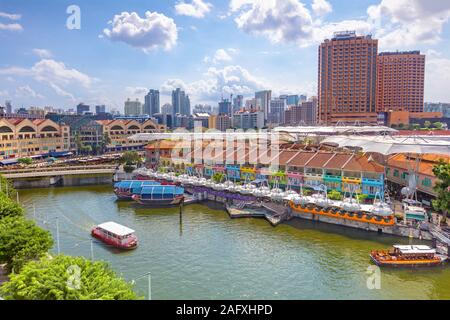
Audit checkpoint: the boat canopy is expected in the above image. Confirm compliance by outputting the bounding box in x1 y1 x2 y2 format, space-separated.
393 245 436 255
140 185 184 196
97 221 135 237
321 135 450 156
114 180 161 190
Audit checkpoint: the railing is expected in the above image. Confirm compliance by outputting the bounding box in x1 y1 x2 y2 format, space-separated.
0 164 117 175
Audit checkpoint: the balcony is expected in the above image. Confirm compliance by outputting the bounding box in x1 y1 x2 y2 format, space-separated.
323 174 342 183
342 176 361 184
362 177 383 186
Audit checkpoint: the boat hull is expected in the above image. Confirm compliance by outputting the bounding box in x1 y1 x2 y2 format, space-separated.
370 254 446 268
91 229 138 250
132 195 185 207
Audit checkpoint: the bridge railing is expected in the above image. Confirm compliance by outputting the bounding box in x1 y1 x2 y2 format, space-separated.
0 164 117 175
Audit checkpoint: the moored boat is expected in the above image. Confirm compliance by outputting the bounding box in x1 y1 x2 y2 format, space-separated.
114 180 162 200
91 221 138 250
370 245 447 267
132 185 185 207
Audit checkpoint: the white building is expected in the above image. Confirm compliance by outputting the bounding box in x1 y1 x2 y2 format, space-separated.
124 98 142 116
232 110 265 130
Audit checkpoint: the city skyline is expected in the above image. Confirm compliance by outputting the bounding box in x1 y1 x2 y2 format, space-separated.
1 0 450 111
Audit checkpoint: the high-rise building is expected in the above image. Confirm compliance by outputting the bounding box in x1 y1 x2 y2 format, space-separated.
144 89 160 116
245 98 257 110
233 110 265 130
218 99 232 115
268 98 286 125
233 95 244 113
300 98 317 125
376 51 425 113
318 31 378 125
124 98 142 116
95 105 106 114
161 103 173 115
209 114 232 131
255 90 272 121
77 103 90 115
5 101 12 114
172 88 190 118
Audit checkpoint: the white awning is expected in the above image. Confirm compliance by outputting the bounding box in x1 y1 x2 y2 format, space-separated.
274 125 397 135
321 135 450 156
393 245 436 255
97 221 135 236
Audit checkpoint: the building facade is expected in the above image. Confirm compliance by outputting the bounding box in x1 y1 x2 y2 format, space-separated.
172 88 190 118
255 90 272 121
144 89 160 116
233 111 265 130
318 31 378 125
124 98 143 116
376 51 425 113
268 99 286 125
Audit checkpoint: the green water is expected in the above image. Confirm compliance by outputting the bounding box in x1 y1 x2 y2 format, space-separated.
18 185 450 300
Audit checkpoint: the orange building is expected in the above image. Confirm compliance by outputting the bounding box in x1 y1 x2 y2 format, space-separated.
376 51 425 113
318 31 378 125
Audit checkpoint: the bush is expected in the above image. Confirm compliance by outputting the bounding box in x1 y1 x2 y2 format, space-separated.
328 190 343 201
0 216 53 272
18 158 33 165
123 164 135 173
0 255 140 300
0 193 24 219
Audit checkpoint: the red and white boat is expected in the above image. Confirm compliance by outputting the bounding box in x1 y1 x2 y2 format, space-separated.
91 221 138 250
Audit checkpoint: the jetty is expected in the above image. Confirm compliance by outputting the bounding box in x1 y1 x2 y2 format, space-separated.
225 202 289 227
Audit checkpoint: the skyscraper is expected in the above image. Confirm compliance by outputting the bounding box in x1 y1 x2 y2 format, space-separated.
218 99 232 115
124 98 142 115
5 101 12 114
76 103 90 115
95 105 106 114
268 98 286 125
172 88 190 119
318 31 378 125
376 51 425 113
233 95 244 113
144 89 160 116
255 90 272 121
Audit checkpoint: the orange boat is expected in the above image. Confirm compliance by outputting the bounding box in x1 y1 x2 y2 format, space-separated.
370 245 447 268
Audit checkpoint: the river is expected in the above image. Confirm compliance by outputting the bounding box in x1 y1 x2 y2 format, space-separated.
18 185 450 300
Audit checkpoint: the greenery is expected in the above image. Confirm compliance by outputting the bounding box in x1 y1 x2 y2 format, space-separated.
123 164 135 173
424 121 432 129
0 216 53 272
328 190 343 201
18 158 33 165
432 160 450 225
0 193 24 219
0 255 140 300
212 172 226 183
120 151 142 166
433 122 443 130
356 194 368 203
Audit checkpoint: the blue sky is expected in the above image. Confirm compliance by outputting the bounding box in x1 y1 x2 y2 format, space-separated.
1 0 450 112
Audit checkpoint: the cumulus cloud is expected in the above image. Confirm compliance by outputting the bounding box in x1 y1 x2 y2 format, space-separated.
103 11 178 52
0 12 21 20
175 0 213 18
16 85 45 99
312 0 332 17
32 49 52 59
0 11 23 31
125 86 148 96
48 82 75 101
204 48 238 64
368 0 450 49
425 50 450 102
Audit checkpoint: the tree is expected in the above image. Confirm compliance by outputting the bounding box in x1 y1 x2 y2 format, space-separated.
212 172 225 183
0 193 24 219
432 160 450 225
412 123 421 130
356 194 368 203
0 175 16 198
424 121 432 129
433 122 443 130
120 151 142 166
0 255 140 300
0 216 53 272
328 190 343 201
18 158 32 165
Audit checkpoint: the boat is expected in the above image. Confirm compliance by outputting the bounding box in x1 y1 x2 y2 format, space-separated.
114 180 162 200
91 221 138 250
370 245 447 267
403 199 427 221
132 185 185 207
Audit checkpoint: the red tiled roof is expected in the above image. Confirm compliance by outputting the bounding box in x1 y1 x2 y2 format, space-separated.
323 153 353 170
343 155 384 173
306 152 334 168
287 152 316 167
395 130 450 136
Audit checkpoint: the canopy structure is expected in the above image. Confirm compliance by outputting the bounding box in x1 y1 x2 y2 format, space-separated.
97 221 135 236
321 135 450 156
274 125 397 135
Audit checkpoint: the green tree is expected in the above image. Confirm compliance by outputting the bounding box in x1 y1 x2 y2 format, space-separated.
412 123 421 130
0 216 53 272
328 190 343 201
0 193 24 219
18 158 33 165
212 172 225 183
433 122 443 130
424 121 432 129
0 175 16 198
432 160 450 225
356 194 368 203
120 151 142 166
0 255 140 300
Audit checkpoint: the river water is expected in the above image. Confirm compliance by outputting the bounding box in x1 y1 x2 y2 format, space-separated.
19 185 450 300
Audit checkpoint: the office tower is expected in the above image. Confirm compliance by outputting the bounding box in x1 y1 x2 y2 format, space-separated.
124 98 142 115
233 95 244 113
299 95 307 103
377 51 425 113
269 98 287 125
172 88 190 118
5 101 12 114
76 103 90 115
255 90 272 121
161 103 173 115
232 110 265 130
95 105 106 114
218 99 232 115
318 31 378 125
245 98 257 110
286 95 300 106
301 99 317 125
184 95 191 116
144 89 160 116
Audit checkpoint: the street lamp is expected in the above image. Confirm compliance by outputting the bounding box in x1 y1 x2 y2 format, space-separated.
131 272 152 300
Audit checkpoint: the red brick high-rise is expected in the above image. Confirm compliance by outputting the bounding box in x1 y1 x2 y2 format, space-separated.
318 31 378 125
376 51 425 113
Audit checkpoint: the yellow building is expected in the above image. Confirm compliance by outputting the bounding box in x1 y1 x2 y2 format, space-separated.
0 118 70 159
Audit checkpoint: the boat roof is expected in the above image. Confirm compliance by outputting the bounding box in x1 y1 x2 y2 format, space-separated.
393 245 435 254
114 180 161 188
140 185 184 195
97 221 135 236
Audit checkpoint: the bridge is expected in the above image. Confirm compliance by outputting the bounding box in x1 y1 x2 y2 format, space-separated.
0 165 117 179
429 225 450 256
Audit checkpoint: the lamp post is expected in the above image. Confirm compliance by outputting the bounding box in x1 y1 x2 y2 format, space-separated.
132 272 152 300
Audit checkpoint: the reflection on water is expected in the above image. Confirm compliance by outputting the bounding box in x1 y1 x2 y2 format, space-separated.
18 185 450 300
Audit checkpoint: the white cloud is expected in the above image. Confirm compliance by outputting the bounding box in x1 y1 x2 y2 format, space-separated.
32 49 52 59
312 0 332 17
48 82 75 101
0 23 23 31
0 90 9 97
0 12 21 20
175 0 213 18
103 11 178 52
16 85 45 99
125 86 148 96
204 48 238 64
368 0 450 49
425 50 450 102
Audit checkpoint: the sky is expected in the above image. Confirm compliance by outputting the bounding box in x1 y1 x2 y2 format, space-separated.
1 0 450 112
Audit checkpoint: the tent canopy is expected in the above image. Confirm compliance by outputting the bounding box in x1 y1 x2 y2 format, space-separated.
321 135 450 156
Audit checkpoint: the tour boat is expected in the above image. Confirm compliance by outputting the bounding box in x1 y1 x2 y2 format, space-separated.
91 221 138 250
403 199 427 221
370 245 447 268
114 180 162 200
132 185 185 207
